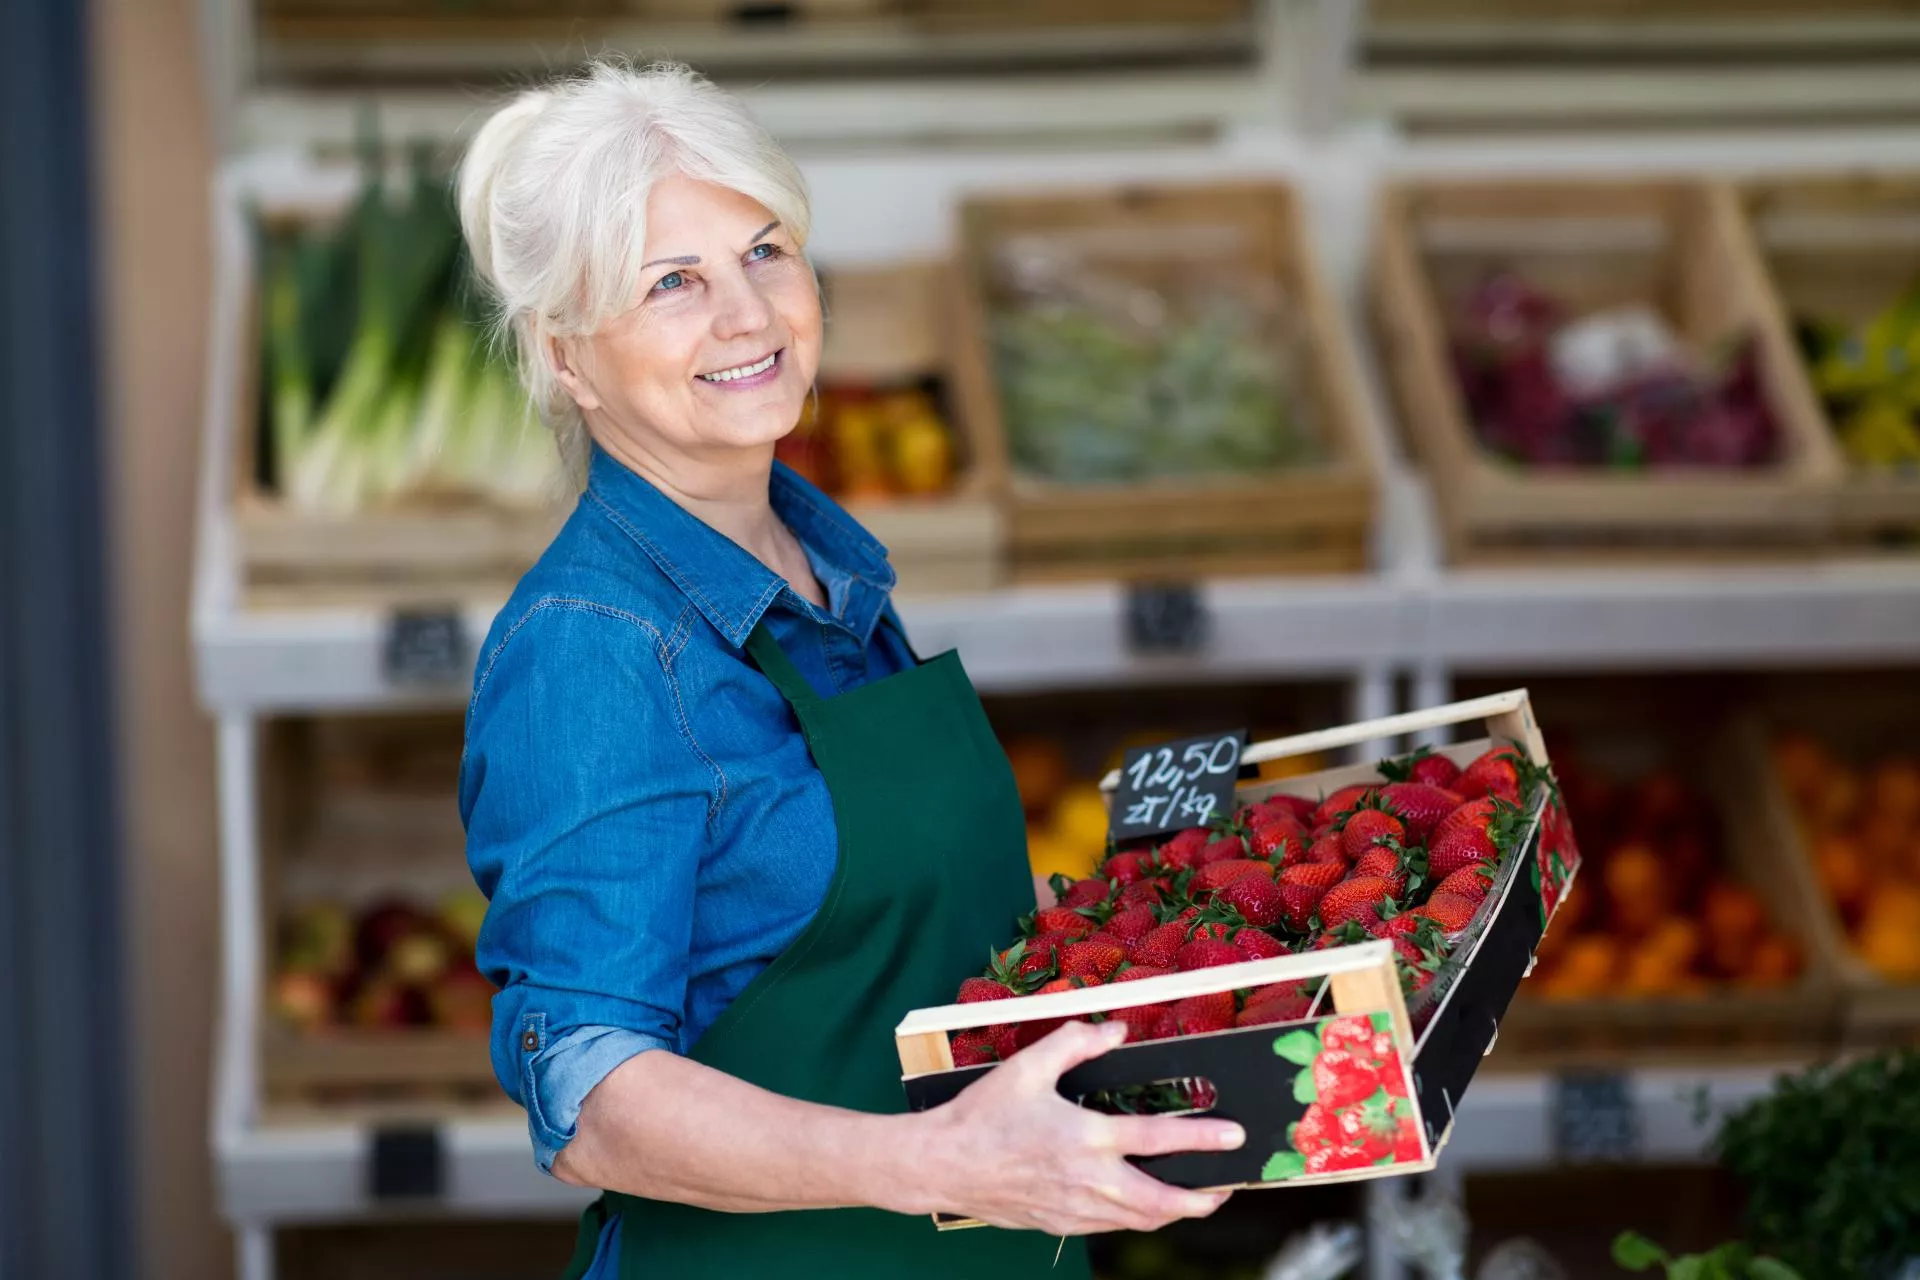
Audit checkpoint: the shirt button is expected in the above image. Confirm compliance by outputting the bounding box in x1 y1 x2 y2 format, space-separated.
522 1030 539 1052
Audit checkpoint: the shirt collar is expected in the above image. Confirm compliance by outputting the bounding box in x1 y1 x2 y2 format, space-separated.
584 442 896 648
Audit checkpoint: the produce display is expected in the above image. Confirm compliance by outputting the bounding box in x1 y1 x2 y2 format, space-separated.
774 383 958 501
255 146 561 516
1449 273 1780 470
948 743 1574 1066
1527 753 1803 1000
1793 284 1920 472
987 254 1323 484
271 890 494 1033
1774 732 1920 981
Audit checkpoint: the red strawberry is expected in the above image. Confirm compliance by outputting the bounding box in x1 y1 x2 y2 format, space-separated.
1187 921 1233 945
1013 1017 1067 1050
1100 850 1152 885
1456 747 1527 803
1435 865 1493 902
1172 991 1238 1035
1249 816 1310 864
1263 794 1321 824
956 977 1015 1004
1059 877 1112 909
1291 1101 1339 1152
1337 1103 1399 1162
1304 1145 1373 1175
1105 1004 1173 1043
1312 1049 1379 1110
1277 861 1344 931
1193 858 1272 894
1036 975 1096 994
1349 845 1414 899
1218 874 1286 928
1315 877 1397 931
1238 998 1311 1026
1158 827 1211 870
1410 892 1479 935
951 1031 999 1066
1104 904 1159 943
1118 879 1171 909
1378 783 1465 844
1312 785 1376 827
1305 831 1348 865
1018 933 1074 981
1392 937 1431 964
1340 806 1406 861
1401 964 1438 997
1427 796 1526 880
1314 921 1369 951
1110 964 1174 983
1247 980 1311 1010
1378 745 1462 791
1233 927 1289 960
1032 906 1097 939
1321 1015 1374 1054
1129 922 1188 969
1174 938 1244 971
1198 836 1247 866
1059 939 1126 980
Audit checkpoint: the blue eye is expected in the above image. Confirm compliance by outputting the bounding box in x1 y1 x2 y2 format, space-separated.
748 243 777 261
654 271 686 293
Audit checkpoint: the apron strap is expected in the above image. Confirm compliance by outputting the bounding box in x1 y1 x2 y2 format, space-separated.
742 623 819 706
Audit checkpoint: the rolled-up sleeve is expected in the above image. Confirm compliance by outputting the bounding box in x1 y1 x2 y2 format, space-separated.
459 600 712 1170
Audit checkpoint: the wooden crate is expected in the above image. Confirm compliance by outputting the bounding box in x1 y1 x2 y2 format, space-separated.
1716 689 1920 1048
903 0 1248 28
898 691 1572 1225
817 261 1004 597
947 181 1379 584
1369 177 1846 566
1739 172 1920 543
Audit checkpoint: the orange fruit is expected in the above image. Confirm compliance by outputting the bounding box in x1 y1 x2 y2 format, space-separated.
1604 843 1668 936
1621 948 1688 997
1869 758 1920 826
1815 834 1869 916
1555 935 1621 993
1702 881 1767 951
1861 812 1913 868
1645 917 1702 969
1003 737 1069 813
1740 934 1801 989
1773 734 1830 812
1816 767 1863 830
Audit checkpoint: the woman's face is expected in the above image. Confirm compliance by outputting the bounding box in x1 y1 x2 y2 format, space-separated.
557 174 821 464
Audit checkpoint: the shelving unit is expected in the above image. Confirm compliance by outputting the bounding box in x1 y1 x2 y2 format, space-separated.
191 2 1920 1276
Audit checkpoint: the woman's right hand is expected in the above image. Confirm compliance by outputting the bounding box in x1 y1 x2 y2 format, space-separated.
910 1019 1244 1236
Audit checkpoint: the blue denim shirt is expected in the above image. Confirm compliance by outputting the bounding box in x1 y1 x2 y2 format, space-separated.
458 443 912 1191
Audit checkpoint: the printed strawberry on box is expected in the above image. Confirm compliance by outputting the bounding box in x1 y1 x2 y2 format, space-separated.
894 691 1581 1226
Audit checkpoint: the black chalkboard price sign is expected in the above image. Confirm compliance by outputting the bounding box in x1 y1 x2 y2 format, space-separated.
1110 729 1247 842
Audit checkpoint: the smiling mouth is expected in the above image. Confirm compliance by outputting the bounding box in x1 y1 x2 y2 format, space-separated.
697 350 780 383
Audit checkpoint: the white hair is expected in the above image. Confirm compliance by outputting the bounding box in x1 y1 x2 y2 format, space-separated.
456 59 813 487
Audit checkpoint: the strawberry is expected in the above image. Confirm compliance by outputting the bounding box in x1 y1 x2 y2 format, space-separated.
1312 1049 1379 1110
1312 785 1376 827
1151 1009 1181 1039
1337 1102 1398 1162
1104 904 1159 944
1456 747 1527 804
1262 794 1320 824
1058 939 1126 980
1305 1145 1373 1175
1427 796 1527 880
1377 783 1465 844
957 977 1016 1004
1197 836 1247 866
1314 921 1370 950
1058 877 1113 910
1378 745 1462 791
1291 1101 1339 1152
1031 906 1098 939
1249 816 1310 864
1018 933 1074 981
1119 879 1172 909
1234 927 1289 960
1110 964 1174 983
1247 980 1311 1010
1158 827 1211 870
1104 1003 1173 1043
1129 922 1188 970
1013 1017 1067 1051
1186 921 1233 945
1314 876 1397 932
965 940 1043 1000
1175 938 1244 971
1036 975 1096 994
1193 859 1272 894
1392 937 1432 964
1339 799 1406 860
951 1030 999 1067
1435 864 1494 902
1100 850 1152 885
1321 1015 1374 1054
1172 991 1238 1035
1410 892 1479 935
1305 831 1349 865
1349 843 1419 899
1218 874 1286 928
1238 998 1311 1026
1277 861 1344 931
1401 965 1437 997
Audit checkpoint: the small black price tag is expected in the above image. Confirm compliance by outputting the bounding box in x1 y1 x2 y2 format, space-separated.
382 607 470 688
369 1125 444 1200
1124 582 1210 655
1110 729 1246 842
1554 1072 1640 1164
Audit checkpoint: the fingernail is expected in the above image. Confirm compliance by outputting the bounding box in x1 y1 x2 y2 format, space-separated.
1105 1021 1129 1044
1218 1125 1245 1149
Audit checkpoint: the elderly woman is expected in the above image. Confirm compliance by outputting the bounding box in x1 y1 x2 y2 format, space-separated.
455 60 1242 1279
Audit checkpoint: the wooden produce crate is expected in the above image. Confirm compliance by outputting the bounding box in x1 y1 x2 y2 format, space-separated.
1716 685 1920 1048
897 691 1573 1225
1490 686 1839 1068
257 715 498 1110
1739 172 1920 543
1369 177 1845 565
815 261 1004 597
948 181 1379 584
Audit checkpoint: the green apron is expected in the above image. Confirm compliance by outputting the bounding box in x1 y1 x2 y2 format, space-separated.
561 621 1093 1280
